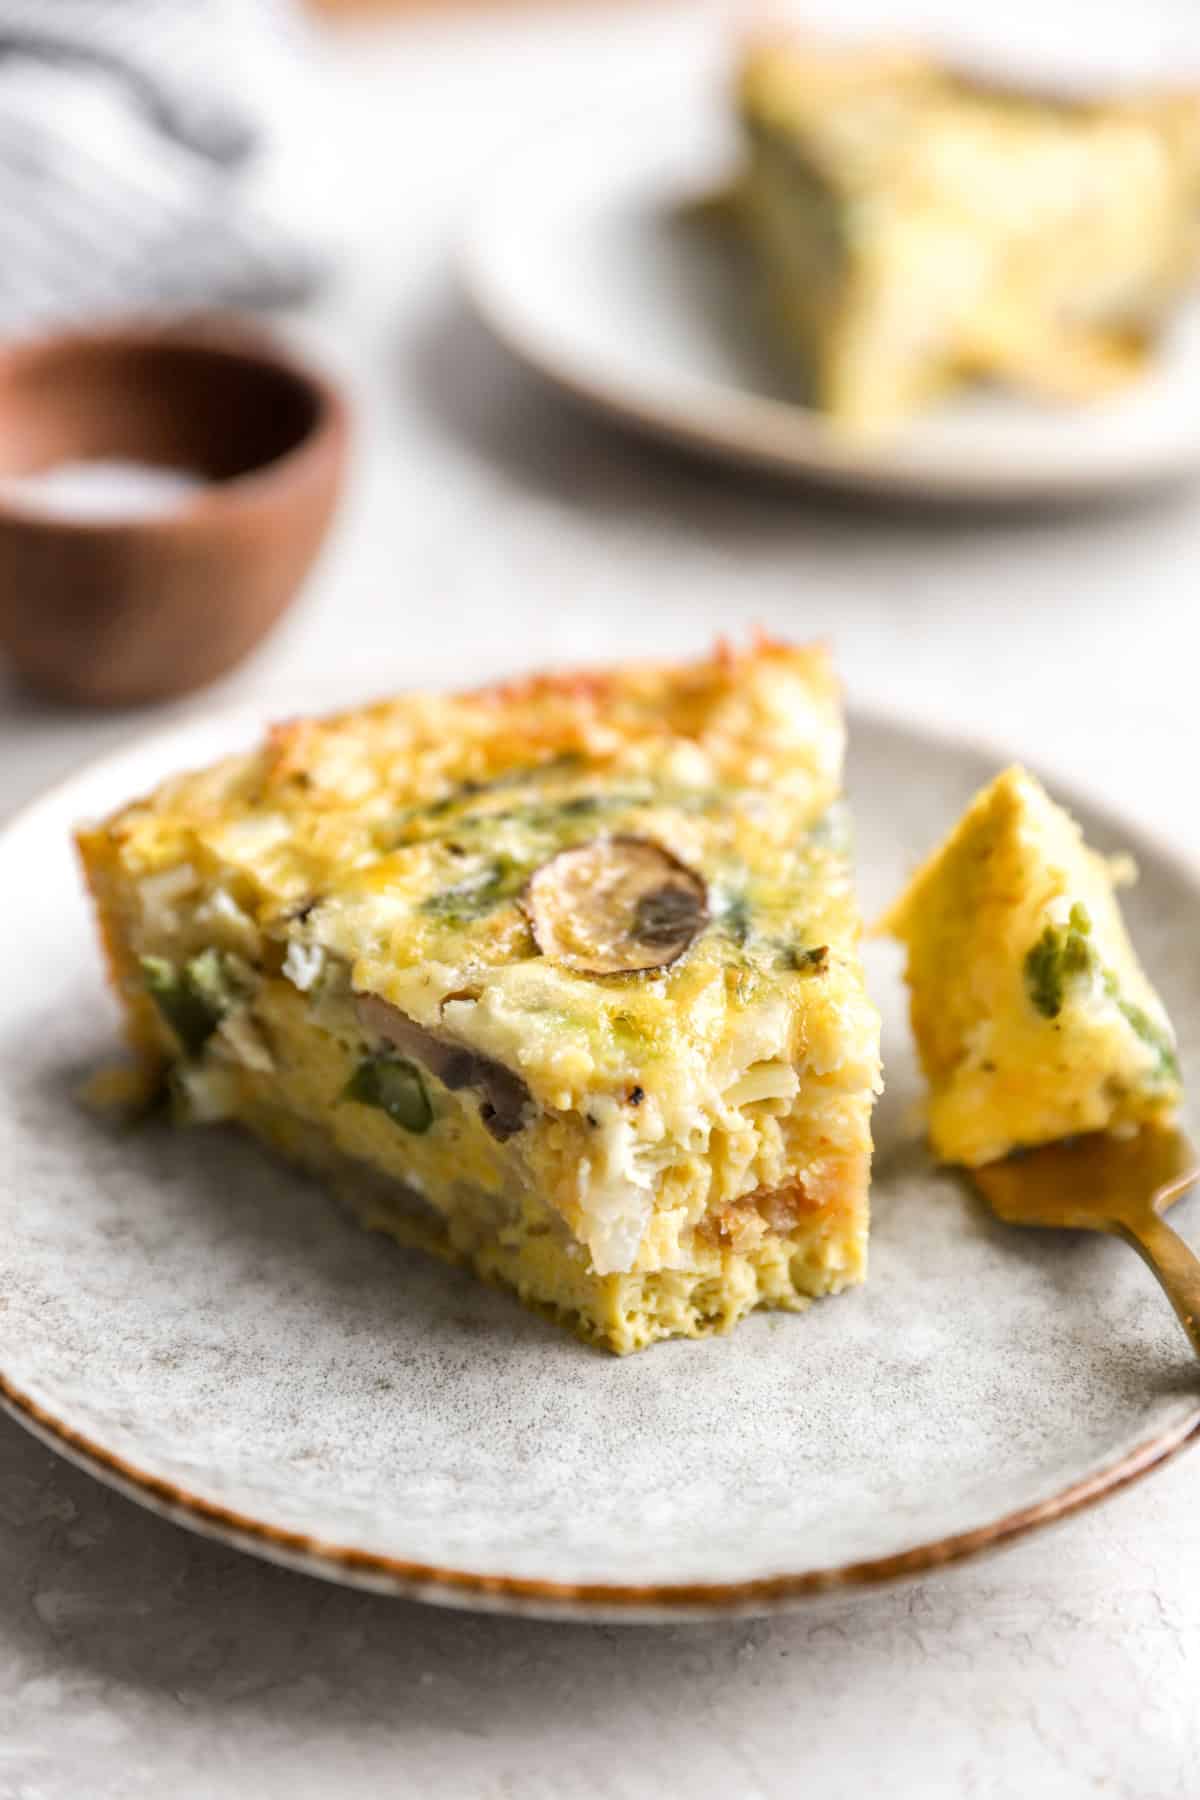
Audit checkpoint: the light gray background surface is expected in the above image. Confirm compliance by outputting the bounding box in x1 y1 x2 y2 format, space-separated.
0 5 1197 1795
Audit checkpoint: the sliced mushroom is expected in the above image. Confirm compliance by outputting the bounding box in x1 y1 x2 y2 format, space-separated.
522 836 708 976
355 993 531 1141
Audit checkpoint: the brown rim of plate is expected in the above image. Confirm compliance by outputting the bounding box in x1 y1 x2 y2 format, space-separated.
3 1371 1198 1618
5 694 1200 1620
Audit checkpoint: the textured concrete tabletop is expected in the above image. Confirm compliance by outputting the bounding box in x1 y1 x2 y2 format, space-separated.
1 6 1198 1796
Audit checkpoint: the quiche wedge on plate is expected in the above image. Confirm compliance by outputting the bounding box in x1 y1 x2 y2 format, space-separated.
78 642 882 1354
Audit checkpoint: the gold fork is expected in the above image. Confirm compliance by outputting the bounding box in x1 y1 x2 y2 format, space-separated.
972 1127 1200 1360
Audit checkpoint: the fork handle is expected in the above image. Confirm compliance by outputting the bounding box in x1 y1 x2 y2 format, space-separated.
1118 1212 1200 1360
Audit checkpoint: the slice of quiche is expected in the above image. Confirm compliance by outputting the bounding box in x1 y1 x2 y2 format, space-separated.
78 641 882 1354
734 36 1200 431
881 766 1181 1168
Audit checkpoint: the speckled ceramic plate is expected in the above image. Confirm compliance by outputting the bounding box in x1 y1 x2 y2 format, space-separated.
463 104 1200 503
1 682 1198 1621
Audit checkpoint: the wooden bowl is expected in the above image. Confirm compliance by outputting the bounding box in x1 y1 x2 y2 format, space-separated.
0 321 350 706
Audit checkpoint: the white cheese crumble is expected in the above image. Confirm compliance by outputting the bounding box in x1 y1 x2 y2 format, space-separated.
578 1176 652 1277
576 1097 659 1275
283 940 327 992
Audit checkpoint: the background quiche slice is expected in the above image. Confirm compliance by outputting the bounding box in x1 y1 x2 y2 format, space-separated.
77 641 882 1355
734 37 1200 431
882 766 1181 1168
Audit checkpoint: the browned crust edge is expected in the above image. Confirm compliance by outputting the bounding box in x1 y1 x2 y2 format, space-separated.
3 1368 1196 1619
73 827 165 1068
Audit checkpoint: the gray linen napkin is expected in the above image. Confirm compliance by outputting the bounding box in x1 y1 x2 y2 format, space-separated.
0 0 323 333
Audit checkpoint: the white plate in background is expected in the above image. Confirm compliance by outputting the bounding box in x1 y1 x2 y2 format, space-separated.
463 105 1200 503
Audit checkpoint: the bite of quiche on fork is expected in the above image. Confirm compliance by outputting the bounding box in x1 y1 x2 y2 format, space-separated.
77 641 881 1354
882 766 1182 1168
